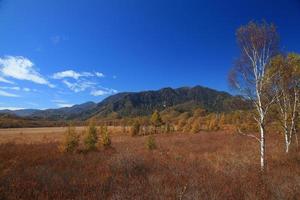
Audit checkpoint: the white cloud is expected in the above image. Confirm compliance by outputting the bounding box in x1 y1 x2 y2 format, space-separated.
0 86 20 91
0 56 53 87
61 78 117 97
51 99 66 103
57 103 74 108
0 90 19 97
0 76 14 84
91 88 117 96
82 72 94 77
96 72 105 78
53 70 82 80
90 90 107 96
62 80 96 93
23 88 31 92
52 70 94 80
53 69 115 96
0 107 24 110
51 99 74 108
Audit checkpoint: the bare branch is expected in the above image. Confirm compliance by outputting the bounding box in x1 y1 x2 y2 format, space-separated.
237 128 261 143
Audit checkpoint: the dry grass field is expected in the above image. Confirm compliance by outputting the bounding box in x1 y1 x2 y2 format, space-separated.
0 126 125 144
0 128 299 199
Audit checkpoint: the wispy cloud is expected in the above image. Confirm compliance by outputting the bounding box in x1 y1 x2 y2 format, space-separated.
96 72 105 78
51 99 66 103
51 99 74 108
23 88 31 92
56 103 74 108
0 86 35 92
62 80 96 93
52 70 102 80
0 56 54 88
0 76 14 84
61 77 117 97
53 70 85 80
0 86 20 91
91 88 117 96
0 107 24 110
0 90 19 97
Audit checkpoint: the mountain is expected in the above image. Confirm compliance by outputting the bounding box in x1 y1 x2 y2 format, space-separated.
0 113 67 128
0 109 40 117
91 86 249 118
30 102 97 120
0 86 250 121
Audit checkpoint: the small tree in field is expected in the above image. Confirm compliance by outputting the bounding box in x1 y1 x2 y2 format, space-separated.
84 120 98 151
151 110 163 133
229 21 279 171
146 135 157 150
131 120 140 136
101 126 112 148
61 124 79 153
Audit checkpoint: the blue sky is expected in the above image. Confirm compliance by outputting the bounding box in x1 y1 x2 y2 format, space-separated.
0 0 300 110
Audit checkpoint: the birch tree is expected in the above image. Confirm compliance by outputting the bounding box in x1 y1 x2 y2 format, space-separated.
270 53 300 153
229 21 279 171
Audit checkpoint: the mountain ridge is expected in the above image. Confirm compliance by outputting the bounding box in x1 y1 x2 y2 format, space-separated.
0 85 250 120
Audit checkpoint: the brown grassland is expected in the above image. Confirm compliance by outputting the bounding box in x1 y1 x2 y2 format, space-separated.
0 127 299 199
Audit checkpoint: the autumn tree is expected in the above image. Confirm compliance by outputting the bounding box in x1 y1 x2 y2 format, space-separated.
146 135 157 150
101 126 112 148
60 124 80 153
151 110 163 133
270 53 300 153
229 21 279 170
131 120 140 136
84 120 98 151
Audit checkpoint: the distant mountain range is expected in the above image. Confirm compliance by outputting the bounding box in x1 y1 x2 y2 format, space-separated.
0 86 250 121
0 109 39 117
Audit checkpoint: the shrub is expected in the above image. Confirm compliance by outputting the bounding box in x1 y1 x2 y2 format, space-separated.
151 110 163 133
60 124 79 153
131 121 140 136
151 110 163 127
101 126 112 148
183 122 192 133
191 120 201 133
84 120 98 151
146 135 157 150
177 119 186 131
207 115 220 131
164 123 171 133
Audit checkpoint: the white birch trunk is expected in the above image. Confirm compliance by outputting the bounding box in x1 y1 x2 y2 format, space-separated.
259 123 265 170
285 133 291 153
256 83 266 170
